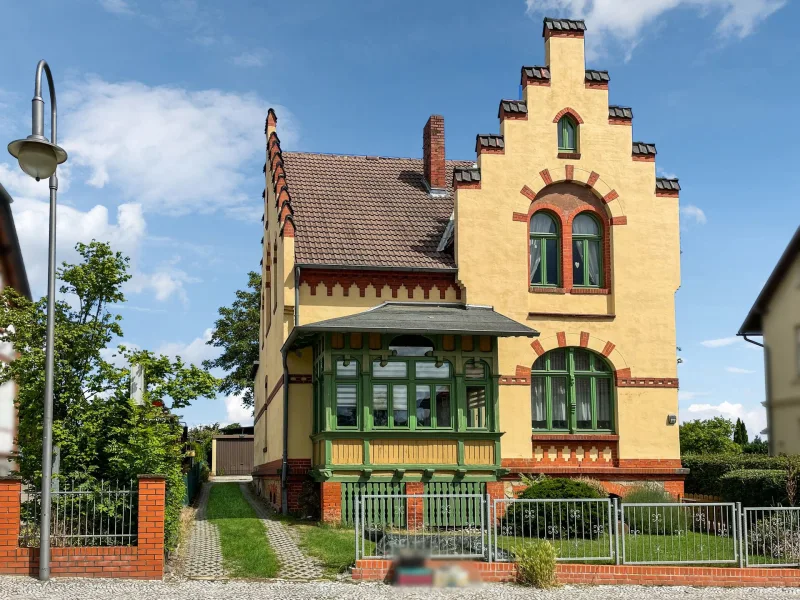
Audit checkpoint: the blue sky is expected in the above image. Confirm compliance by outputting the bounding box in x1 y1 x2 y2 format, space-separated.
0 0 796 436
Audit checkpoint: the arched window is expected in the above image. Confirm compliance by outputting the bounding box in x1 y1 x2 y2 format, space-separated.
558 115 578 152
572 213 602 288
530 212 560 287
531 348 614 432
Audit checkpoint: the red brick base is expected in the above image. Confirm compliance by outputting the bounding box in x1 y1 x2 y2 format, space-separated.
0 476 165 579
321 481 342 523
352 559 800 587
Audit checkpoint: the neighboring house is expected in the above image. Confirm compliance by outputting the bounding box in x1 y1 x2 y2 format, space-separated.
738 226 800 456
0 183 32 476
253 18 684 519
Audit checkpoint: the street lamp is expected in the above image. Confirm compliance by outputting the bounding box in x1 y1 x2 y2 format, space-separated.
7 60 67 582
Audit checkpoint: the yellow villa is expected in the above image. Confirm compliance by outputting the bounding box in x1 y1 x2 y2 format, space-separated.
253 18 685 520
738 226 800 456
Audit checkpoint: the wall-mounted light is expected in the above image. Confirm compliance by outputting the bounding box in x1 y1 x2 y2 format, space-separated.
667 414 677 425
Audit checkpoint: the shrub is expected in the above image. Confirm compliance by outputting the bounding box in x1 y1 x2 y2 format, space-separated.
682 454 788 497
574 477 609 498
719 469 787 507
622 484 689 535
506 477 607 540
748 513 800 562
514 539 558 588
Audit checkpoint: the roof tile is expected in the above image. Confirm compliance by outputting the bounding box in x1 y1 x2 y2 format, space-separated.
656 177 681 191
632 142 657 156
282 152 471 270
609 105 633 119
476 134 504 151
586 70 610 82
543 17 587 33
521 66 551 82
498 99 528 118
453 167 481 184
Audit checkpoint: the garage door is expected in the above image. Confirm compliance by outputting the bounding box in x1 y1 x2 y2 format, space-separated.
215 437 254 476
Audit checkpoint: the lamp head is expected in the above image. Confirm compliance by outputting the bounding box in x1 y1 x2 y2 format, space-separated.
8 135 67 181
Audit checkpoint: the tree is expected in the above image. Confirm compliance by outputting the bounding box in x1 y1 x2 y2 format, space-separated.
733 418 749 446
204 271 260 408
0 241 218 549
743 435 769 454
679 417 742 455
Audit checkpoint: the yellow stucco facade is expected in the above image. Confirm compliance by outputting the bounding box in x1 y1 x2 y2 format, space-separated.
760 252 800 455
252 24 685 513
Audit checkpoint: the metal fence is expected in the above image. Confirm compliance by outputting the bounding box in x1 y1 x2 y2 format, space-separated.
620 502 739 565
355 493 486 560
353 491 800 569
19 481 138 548
743 507 800 567
490 497 615 562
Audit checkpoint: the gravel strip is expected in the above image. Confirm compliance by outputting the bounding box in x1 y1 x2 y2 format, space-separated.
2 578 800 600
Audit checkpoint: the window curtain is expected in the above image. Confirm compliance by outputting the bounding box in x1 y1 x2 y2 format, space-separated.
597 378 612 428
587 241 601 286
531 376 546 425
576 378 592 427
552 377 567 427
530 238 541 283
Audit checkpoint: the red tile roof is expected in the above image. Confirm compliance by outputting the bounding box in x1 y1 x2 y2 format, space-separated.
281 152 472 270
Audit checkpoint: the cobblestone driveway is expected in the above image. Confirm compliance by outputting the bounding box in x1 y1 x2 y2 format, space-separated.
2 578 800 600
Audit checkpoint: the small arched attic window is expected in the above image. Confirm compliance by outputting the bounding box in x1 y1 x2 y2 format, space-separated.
558 115 578 152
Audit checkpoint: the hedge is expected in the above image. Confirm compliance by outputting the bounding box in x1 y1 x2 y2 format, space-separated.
682 454 788 497
719 469 787 507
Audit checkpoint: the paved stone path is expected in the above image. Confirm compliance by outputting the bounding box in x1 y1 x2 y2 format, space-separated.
182 484 225 580
3 578 800 600
240 483 326 580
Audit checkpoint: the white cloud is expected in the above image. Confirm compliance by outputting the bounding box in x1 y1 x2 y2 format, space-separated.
223 392 253 425
725 366 755 374
680 204 707 225
61 77 295 218
99 0 134 15
657 167 678 180
701 336 740 348
679 391 711 401
525 0 786 59
232 51 266 68
684 400 766 437
127 261 201 305
156 328 218 367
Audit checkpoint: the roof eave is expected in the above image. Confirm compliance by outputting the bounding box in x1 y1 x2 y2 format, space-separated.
295 263 458 273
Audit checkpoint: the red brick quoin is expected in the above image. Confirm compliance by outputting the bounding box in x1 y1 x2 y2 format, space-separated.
0 475 165 579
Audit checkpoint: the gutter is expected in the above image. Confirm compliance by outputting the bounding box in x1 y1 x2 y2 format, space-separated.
742 334 764 348
294 263 458 274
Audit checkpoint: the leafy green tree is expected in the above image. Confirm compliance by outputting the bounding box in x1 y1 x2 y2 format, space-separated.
743 435 769 455
680 417 742 455
733 418 749 446
188 423 221 464
204 271 260 408
0 241 218 549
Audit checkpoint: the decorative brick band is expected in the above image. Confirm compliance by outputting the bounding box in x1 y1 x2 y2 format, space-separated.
552 107 584 124
579 331 589 347
299 268 461 300
601 341 616 357
454 180 481 190
570 287 610 295
512 212 528 223
656 190 680 198
586 171 600 188
288 374 312 384
602 190 619 204
609 117 632 126
585 82 609 90
531 340 545 356
499 365 532 386
556 331 567 347
529 311 616 320
565 165 574 180
617 377 679 388
530 286 567 294
539 168 553 185
557 152 581 160
266 377 284 409
633 155 656 162
611 216 628 225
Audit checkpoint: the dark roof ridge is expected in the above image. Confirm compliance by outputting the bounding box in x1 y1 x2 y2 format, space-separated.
281 150 472 163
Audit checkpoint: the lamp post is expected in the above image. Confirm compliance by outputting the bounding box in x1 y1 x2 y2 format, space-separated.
7 60 67 582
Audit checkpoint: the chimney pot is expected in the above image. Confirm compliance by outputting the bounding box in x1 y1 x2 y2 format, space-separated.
423 115 446 192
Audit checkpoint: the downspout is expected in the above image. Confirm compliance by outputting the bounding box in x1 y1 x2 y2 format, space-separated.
281 266 300 515
743 334 772 455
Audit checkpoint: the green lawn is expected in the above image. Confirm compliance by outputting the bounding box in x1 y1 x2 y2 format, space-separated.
290 522 374 574
205 483 280 578
494 530 738 565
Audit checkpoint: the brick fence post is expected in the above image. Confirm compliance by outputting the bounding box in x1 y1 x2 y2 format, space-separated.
486 481 505 520
0 477 21 550
320 481 342 523
136 475 166 580
406 482 424 530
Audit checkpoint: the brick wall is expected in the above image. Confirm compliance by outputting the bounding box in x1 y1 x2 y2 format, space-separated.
321 481 342 523
423 115 446 189
352 559 800 587
0 475 165 579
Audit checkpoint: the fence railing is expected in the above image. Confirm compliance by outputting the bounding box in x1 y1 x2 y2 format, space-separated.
354 491 800 569
19 481 138 548
743 507 800 567
491 498 614 563
355 493 486 560
620 502 739 565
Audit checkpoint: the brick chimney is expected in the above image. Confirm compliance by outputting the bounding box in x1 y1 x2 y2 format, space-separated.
423 115 446 193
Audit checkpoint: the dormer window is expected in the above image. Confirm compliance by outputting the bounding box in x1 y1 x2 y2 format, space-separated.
558 115 578 152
